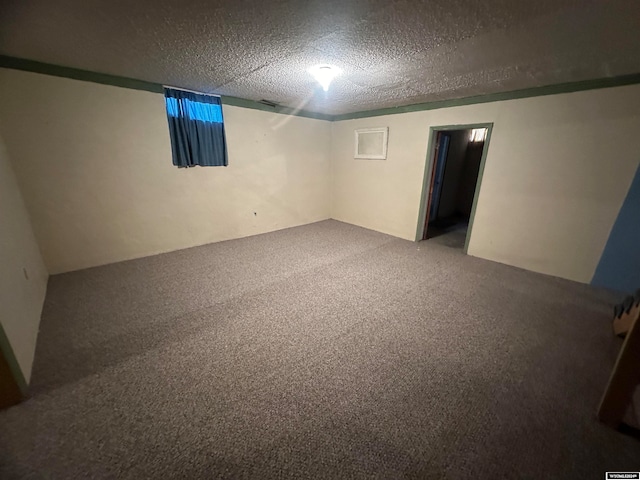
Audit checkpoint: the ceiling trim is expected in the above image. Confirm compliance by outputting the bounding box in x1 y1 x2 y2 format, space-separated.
0 55 333 121
0 54 164 93
2 55 640 122
332 73 640 121
220 95 332 121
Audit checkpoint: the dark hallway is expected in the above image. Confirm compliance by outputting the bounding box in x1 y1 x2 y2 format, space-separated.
425 128 486 248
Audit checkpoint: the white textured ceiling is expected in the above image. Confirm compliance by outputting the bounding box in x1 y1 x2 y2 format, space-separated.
1 0 639 115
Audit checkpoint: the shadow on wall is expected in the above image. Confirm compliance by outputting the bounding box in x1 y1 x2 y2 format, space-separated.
592 163 640 293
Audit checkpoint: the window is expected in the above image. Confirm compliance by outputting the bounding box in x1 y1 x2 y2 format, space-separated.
164 87 228 167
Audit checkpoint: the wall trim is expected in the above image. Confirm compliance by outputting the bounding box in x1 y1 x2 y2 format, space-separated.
0 55 332 121
220 95 332 121
0 55 164 94
3 55 640 123
332 74 640 121
0 322 28 396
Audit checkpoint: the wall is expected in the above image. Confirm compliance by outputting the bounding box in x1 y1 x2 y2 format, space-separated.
437 130 469 219
0 68 332 274
331 84 640 283
2 66 639 287
0 136 48 384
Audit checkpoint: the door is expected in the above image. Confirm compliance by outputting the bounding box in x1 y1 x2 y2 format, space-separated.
429 133 450 221
422 132 450 239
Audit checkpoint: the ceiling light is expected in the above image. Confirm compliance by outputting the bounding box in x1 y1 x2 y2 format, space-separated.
309 65 341 92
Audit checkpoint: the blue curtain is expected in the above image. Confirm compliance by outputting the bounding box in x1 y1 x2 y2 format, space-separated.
164 88 228 167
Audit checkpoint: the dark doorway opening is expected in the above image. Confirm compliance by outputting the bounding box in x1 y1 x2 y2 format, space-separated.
419 126 491 250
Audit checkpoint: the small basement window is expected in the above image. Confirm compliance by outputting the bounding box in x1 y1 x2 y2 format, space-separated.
164 87 228 167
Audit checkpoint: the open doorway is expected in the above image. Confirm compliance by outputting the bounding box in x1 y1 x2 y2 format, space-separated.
416 124 492 251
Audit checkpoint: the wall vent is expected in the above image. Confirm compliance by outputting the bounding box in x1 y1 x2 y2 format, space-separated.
258 99 279 108
354 127 389 160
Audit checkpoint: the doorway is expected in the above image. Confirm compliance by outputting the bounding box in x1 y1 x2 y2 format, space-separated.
416 124 492 251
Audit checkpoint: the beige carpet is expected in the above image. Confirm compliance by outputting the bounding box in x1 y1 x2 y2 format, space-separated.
1 220 638 478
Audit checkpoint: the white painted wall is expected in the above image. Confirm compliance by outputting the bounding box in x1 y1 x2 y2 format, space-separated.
0 68 332 274
2 66 640 286
331 85 640 283
0 136 48 382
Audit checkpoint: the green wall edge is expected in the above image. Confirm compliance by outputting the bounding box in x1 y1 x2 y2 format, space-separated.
333 73 640 121
3 55 640 122
0 55 332 121
0 322 28 396
0 55 164 94
220 96 332 121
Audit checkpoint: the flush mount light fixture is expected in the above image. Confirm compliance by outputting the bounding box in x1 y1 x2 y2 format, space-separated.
308 65 341 92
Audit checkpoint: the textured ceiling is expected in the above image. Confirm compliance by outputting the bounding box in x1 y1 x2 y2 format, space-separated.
1 0 639 115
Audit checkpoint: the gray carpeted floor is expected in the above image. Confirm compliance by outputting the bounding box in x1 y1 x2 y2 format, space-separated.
1 220 639 479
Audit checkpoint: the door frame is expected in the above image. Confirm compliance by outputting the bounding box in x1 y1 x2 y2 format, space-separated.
415 122 494 253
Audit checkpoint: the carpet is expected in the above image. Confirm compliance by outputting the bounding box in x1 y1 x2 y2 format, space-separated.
1 220 638 478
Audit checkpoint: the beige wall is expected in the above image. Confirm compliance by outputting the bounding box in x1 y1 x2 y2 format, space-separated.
331 85 640 283
0 69 332 273
2 66 640 285
0 136 48 382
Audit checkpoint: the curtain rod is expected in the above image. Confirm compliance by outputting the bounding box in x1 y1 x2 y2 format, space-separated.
163 85 221 97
